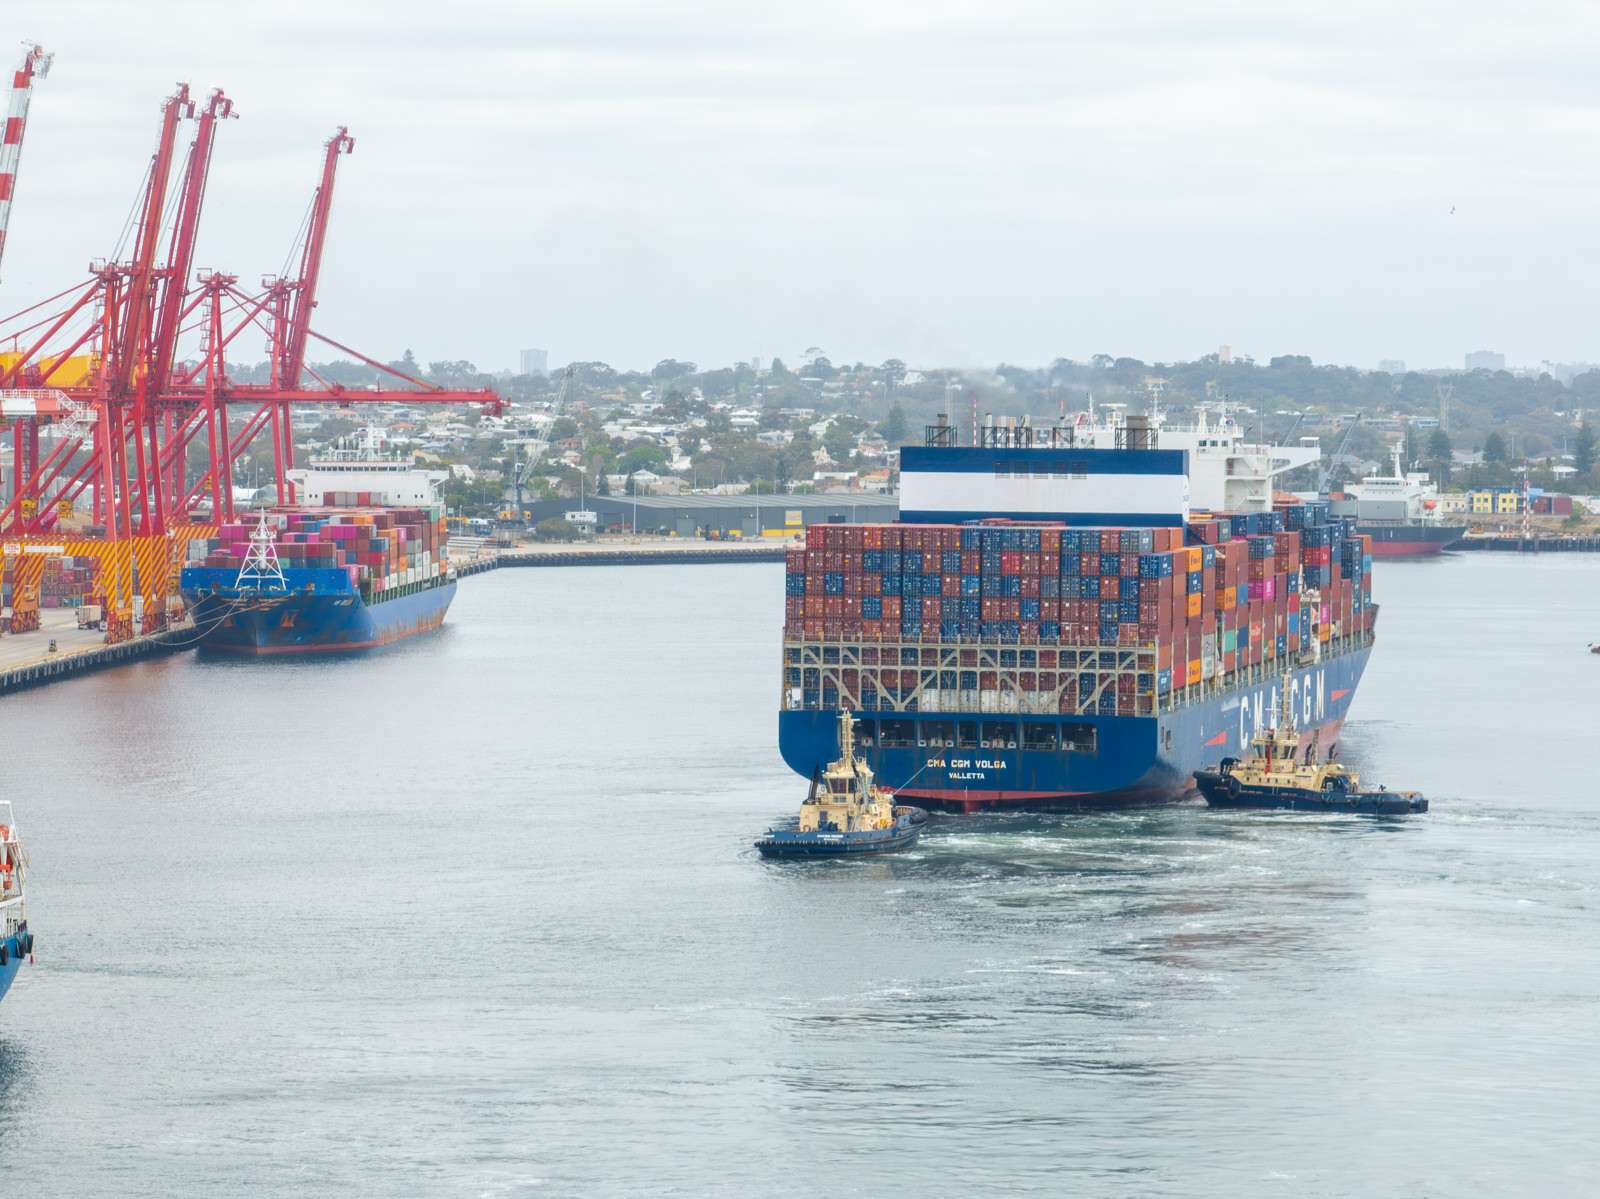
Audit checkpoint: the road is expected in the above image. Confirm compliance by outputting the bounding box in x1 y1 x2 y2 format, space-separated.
0 609 109 672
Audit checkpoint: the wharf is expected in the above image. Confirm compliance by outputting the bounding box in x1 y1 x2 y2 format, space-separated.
0 609 193 697
1457 535 1600 553
455 539 790 575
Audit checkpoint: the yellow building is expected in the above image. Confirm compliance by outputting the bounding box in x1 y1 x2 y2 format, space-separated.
1467 489 1523 514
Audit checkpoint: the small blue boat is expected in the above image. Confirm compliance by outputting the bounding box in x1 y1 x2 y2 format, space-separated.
757 710 928 858
0 801 33 1005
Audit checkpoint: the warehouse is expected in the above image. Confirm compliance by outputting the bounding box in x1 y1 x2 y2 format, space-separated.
522 494 899 538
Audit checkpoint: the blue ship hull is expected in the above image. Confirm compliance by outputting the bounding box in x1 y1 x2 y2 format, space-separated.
0 926 29 1004
181 566 456 655
778 647 1370 812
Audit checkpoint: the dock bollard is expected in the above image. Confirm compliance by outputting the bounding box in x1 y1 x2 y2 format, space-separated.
48 639 57 654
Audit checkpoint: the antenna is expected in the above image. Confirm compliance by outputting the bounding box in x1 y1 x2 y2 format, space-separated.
235 512 287 592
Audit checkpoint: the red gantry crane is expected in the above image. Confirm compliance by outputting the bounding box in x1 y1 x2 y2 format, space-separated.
0 77 501 641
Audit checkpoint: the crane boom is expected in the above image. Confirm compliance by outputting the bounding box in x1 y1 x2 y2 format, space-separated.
278 127 354 388
148 88 234 395
112 84 192 397
0 44 52 282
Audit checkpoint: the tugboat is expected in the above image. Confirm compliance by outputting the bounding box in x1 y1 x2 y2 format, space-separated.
1194 683 1427 814
756 710 928 858
0 802 33 1004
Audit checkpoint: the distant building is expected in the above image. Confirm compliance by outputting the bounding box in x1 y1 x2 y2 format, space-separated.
1467 488 1523 515
519 348 549 376
1464 350 1505 371
1218 344 1232 364
1378 359 1406 373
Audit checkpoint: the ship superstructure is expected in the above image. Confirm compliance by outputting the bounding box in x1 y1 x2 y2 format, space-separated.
778 419 1375 811
1033 403 1322 513
283 427 448 507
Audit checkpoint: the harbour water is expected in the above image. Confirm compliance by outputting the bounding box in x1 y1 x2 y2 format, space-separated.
1 554 1597 1196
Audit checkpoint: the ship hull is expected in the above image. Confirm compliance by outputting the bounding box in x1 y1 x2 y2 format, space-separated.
183 580 455 655
1355 523 1465 557
778 647 1370 812
1194 770 1426 813
0 926 27 1004
754 822 922 857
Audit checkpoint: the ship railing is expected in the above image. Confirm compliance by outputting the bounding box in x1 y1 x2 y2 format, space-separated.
780 628 1375 718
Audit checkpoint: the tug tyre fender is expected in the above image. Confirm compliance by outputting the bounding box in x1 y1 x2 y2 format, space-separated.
1226 775 1241 800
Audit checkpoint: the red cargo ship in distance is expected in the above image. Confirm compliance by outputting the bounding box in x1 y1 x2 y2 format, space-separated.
1328 447 1465 557
778 413 1378 812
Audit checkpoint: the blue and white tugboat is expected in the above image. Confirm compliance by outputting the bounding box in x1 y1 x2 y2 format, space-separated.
756 710 928 858
0 802 33 1004
1194 681 1426 814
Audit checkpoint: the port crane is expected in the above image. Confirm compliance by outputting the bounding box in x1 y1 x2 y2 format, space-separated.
0 73 502 642
0 44 51 282
1316 414 1363 497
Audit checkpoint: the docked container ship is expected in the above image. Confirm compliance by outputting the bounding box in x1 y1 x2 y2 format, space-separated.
1328 446 1465 556
180 503 455 654
180 447 455 654
777 415 1377 811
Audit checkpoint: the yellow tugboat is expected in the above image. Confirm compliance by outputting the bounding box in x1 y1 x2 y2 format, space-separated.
1194 681 1427 814
756 709 928 857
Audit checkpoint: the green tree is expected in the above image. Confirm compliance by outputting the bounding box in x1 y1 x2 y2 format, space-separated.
1403 424 1419 467
1483 431 1508 464
548 417 579 441
882 402 908 445
596 471 611 496
534 517 580 542
1575 422 1596 474
651 359 696 383
1426 428 1453 485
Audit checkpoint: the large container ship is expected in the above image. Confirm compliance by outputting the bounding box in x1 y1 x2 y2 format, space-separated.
180 505 454 654
180 443 455 654
777 415 1377 812
1329 446 1465 556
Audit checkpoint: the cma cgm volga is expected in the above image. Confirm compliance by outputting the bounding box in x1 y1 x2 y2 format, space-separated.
778 413 1378 812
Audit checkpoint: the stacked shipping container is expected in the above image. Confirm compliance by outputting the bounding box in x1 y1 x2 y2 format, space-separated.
782 501 1374 716
1 556 99 609
186 504 450 599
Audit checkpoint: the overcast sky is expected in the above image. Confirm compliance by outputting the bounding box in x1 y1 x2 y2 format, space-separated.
4 2 1599 374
